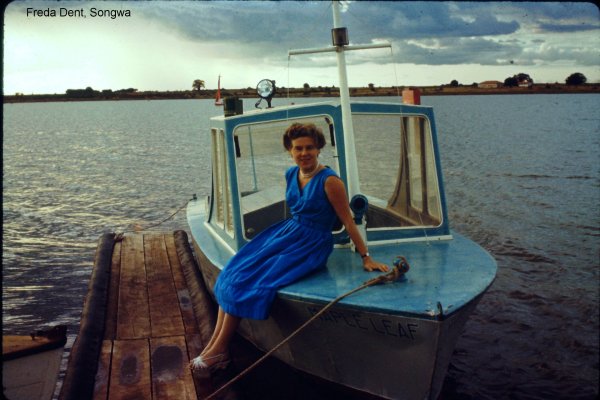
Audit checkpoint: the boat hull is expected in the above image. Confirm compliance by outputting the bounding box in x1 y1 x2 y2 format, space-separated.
2 327 67 400
3 348 64 400
192 239 479 400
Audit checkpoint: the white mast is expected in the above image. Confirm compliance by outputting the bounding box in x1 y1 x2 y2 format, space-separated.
332 0 359 200
289 1 391 242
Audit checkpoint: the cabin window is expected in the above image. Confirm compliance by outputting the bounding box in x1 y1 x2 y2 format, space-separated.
211 128 234 235
353 114 442 229
233 116 339 240
407 117 423 211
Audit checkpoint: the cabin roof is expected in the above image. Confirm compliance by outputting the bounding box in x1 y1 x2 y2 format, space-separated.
210 100 434 123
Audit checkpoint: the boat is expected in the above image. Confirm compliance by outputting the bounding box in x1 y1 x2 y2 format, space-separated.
186 2 497 399
215 75 223 106
2 325 67 400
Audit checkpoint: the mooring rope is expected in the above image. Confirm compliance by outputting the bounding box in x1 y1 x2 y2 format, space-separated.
204 256 410 400
114 194 197 241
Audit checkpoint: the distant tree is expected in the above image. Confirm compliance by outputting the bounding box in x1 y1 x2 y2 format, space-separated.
115 88 137 94
450 79 459 87
566 72 587 85
368 83 375 90
303 83 310 95
504 73 533 87
516 73 533 84
192 79 205 91
504 76 519 87
66 87 100 98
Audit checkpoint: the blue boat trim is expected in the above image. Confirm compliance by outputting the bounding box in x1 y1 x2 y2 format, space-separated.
187 199 496 320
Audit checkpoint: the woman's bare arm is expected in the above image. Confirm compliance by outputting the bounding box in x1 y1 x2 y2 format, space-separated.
324 176 389 272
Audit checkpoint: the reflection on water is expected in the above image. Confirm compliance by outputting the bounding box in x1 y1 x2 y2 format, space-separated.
3 95 599 399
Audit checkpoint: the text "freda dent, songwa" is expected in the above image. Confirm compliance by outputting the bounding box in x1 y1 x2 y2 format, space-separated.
26 8 131 19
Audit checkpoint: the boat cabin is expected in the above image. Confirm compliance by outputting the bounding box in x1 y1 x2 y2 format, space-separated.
206 100 450 254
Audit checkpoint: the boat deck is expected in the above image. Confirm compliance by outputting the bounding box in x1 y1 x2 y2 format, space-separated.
59 231 235 400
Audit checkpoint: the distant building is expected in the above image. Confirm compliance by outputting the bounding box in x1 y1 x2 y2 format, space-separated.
518 80 533 88
478 80 502 89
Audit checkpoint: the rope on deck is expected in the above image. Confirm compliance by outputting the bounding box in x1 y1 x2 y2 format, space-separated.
205 257 410 400
115 195 197 240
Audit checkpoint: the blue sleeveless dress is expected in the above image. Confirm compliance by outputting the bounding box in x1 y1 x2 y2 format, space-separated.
214 166 339 319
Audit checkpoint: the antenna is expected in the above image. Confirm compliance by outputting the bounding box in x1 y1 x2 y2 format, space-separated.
289 1 391 244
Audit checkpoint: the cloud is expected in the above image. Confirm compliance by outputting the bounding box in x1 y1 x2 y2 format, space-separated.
395 36 525 66
4 0 599 93
343 2 521 40
138 1 598 69
538 22 599 33
134 2 332 48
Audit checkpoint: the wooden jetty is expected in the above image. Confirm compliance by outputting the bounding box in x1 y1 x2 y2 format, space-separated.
59 231 236 400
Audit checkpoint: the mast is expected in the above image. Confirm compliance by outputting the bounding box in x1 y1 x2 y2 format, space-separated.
289 1 391 242
215 75 223 105
331 1 359 201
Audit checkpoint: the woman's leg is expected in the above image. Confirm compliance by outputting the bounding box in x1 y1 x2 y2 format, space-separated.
190 310 240 369
204 313 240 356
201 307 225 355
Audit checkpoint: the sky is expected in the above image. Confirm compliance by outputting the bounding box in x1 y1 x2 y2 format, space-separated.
3 1 599 95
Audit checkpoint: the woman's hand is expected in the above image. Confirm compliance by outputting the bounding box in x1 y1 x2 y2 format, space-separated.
363 256 390 272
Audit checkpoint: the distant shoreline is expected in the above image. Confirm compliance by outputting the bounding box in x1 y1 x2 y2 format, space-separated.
4 83 599 104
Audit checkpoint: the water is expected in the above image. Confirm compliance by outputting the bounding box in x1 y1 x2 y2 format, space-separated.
3 95 599 399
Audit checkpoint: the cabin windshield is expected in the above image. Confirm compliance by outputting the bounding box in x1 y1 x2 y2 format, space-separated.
353 113 442 229
234 115 339 240
211 128 234 235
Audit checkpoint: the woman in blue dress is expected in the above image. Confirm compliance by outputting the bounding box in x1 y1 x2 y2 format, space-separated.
190 123 389 372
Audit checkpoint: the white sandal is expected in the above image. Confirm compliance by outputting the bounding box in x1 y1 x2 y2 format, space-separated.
189 353 230 373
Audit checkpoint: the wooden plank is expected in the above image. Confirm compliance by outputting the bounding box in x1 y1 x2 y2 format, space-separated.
144 234 185 338
108 339 151 400
92 340 113 400
164 234 199 335
104 241 121 340
117 234 150 340
150 336 197 400
164 234 186 290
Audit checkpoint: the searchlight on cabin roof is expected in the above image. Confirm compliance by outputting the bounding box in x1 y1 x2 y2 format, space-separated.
255 79 276 109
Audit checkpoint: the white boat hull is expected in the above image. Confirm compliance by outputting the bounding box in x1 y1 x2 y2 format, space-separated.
3 347 64 400
195 243 479 400
240 298 478 400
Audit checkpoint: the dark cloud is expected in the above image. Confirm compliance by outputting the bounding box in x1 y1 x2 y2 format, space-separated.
139 1 597 68
396 37 526 66
134 2 333 48
343 2 521 40
510 2 599 25
538 22 599 33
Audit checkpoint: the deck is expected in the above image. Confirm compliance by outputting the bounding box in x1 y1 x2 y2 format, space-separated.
59 231 236 400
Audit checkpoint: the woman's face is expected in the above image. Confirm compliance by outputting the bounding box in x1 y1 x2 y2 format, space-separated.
290 136 319 171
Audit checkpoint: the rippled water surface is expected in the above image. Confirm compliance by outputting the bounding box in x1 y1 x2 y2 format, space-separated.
3 95 599 399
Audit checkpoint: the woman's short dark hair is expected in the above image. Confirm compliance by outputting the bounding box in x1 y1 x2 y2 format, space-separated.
283 123 326 151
